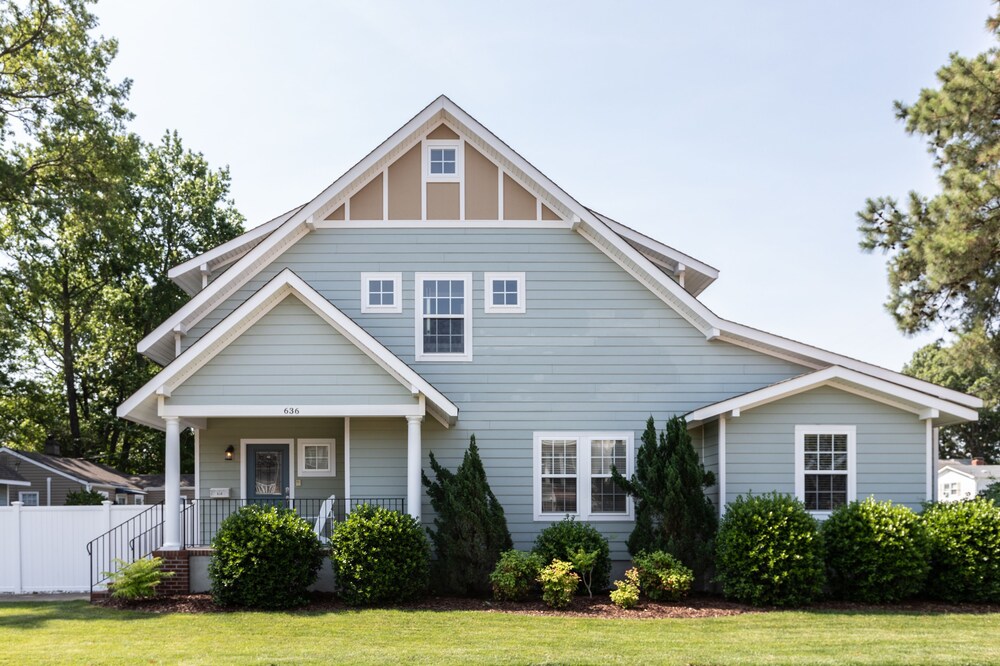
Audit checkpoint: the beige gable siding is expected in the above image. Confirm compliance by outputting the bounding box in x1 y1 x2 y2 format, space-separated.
426 182 460 220
464 143 498 220
388 144 421 220
541 204 560 221
426 124 459 140
503 174 536 220
350 173 383 220
325 204 345 221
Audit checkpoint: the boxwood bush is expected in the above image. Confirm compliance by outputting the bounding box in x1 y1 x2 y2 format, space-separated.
489 549 544 601
329 504 430 605
533 518 611 591
209 504 324 609
715 492 825 607
922 498 1000 603
821 498 928 603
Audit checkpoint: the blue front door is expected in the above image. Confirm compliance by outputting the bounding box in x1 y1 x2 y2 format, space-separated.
247 444 290 502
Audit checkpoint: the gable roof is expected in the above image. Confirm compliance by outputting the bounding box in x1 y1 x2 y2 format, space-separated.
0 459 30 486
120 269 459 431
129 473 195 490
0 448 144 492
937 460 1000 480
685 365 979 428
138 95 981 416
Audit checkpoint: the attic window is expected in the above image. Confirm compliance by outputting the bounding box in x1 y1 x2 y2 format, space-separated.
430 148 456 175
425 142 461 182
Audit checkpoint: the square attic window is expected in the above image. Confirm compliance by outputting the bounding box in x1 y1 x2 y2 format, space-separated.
429 147 457 175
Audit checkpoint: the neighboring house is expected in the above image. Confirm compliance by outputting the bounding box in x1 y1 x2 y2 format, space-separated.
938 459 1000 502
129 474 195 505
118 96 981 565
0 445 145 506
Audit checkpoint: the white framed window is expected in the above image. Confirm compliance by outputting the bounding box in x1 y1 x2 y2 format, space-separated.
794 425 856 516
415 273 472 361
297 438 336 477
134 495 145 505
425 141 461 181
114 495 128 505
484 272 526 314
360 272 402 314
18 491 39 506
533 432 634 521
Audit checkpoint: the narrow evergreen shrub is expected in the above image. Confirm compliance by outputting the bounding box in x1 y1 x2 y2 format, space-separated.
533 517 611 591
980 481 1000 504
422 435 513 595
633 550 694 602
330 504 430 605
538 559 579 609
609 568 641 609
103 557 173 600
821 498 928 602
489 550 544 601
715 492 825 607
209 504 324 609
65 489 106 505
922 498 1000 603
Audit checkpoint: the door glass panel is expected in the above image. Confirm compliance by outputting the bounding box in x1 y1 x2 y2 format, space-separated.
255 451 281 495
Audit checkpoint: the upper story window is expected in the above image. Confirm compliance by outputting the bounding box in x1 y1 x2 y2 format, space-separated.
415 273 472 361
794 425 856 516
425 141 461 182
361 273 402 314
484 272 526 314
533 432 634 521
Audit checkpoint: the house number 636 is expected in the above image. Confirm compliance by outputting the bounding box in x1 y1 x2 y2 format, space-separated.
283 407 300 415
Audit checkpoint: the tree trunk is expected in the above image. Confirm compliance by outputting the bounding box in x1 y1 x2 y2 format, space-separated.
61 274 82 455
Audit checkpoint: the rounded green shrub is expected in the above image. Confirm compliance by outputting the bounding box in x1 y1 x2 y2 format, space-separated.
633 550 694 602
209 504 324 609
922 498 1000 603
715 492 825 607
821 498 928 603
489 549 544 601
533 518 611 591
538 559 579 609
330 504 430 605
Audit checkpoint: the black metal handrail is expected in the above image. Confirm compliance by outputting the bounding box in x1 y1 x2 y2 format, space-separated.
86 501 165 595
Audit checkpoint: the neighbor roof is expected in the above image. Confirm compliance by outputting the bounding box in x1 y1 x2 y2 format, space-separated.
130 473 195 489
0 459 29 486
0 448 145 493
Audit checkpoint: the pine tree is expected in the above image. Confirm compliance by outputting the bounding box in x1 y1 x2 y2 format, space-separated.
612 416 716 578
422 435 513 596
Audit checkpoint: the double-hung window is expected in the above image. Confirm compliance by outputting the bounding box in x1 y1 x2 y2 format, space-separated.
533 432 633 521
415 273 472 361
794 425 856 515
360 273 402 314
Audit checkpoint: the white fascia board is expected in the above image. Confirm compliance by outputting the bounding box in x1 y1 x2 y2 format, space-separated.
938 466 975 480
686 366 980 425
591 213 719 282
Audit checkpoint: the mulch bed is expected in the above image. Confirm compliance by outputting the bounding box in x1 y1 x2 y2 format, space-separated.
94 593 1000 618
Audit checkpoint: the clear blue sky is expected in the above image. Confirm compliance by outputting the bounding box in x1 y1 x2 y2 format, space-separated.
96 0 995 372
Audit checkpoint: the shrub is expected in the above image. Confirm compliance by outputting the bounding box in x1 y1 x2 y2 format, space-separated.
980 481 1000 504
489 549 544 601
65 489 106 505
609 568 641 609
533 518 611 591
715 492 825 607
922 498 1000 603
569 548 599 597
821 498 928 603
633 550 694 602
330 504 430 605
422 435 513 595
103 557 173 600
208 504 323 609
538 559 579 609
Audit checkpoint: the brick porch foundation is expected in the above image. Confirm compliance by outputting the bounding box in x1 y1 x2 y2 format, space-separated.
153 549 191 596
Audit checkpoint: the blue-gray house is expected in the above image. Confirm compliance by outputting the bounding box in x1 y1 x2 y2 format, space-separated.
118 96 981 567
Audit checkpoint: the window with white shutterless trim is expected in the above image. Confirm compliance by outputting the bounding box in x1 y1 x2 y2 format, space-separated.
484 272 526 314
360 273 402 314
794 425 856 515
533 432 634 521
425 141 461 182
415 273 472 361
18 491 39 506
297 439 336 477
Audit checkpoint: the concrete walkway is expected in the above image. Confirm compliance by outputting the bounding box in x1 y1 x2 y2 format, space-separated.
0 593 89 602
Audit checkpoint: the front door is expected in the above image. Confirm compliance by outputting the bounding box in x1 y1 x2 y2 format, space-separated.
246 443 290 503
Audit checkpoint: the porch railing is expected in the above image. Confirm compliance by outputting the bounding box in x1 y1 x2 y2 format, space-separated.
87 502 165 594
183 497 406 548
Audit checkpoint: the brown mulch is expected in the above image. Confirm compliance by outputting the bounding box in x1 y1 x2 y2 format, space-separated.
94 593 1000 618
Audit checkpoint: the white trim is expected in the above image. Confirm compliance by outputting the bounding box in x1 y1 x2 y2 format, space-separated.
159 403 426 418
718 414 727 518
240 439 295 500
297 438 336 477
424 139 462 183
360 272 403 314
194 427 201 501
793 425 857 518
18 491 39 507
483 272 526 314
0 477 30 487
414 272 473 362
926 418 934 501
314 219 569 230
932 427 940 503
532 431 634 522
344 417 351 501
46 477 51 506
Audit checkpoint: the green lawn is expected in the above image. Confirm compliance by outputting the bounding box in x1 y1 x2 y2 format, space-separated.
1 601 998 665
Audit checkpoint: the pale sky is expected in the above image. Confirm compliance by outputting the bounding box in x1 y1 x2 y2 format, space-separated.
96 1 995 372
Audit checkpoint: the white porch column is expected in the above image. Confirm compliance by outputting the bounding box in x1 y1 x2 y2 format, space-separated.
162 416 182 550
406 415 423 521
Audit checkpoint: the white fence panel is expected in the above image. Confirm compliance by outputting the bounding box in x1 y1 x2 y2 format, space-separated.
0 502 148 593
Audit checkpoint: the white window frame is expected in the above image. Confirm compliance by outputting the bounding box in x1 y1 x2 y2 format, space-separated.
360 272 402 314
532 432 634 522
134 495 145 505
484 272 526 314
424 140 462 182
18 491 39 506
794 425 856 517
114 495 128 505
415 272 473 362
297 438 336 477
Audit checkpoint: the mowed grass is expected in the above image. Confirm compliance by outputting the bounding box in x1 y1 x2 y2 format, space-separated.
1 601 998 665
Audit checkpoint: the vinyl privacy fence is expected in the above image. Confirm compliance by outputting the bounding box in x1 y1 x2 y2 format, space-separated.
0 501 148 593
